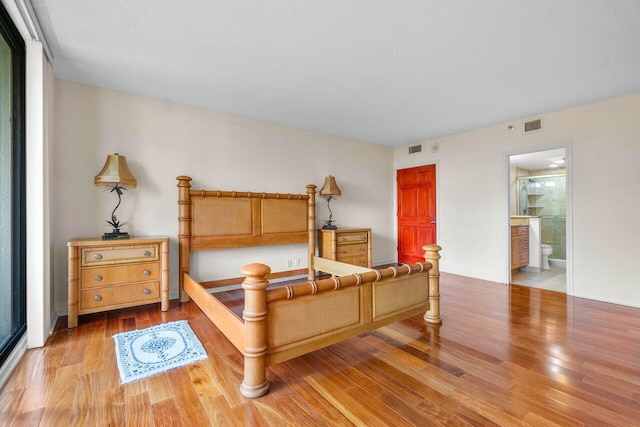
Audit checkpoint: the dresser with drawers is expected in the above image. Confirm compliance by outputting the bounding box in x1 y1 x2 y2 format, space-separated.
318 228 372 268
67 236 169 328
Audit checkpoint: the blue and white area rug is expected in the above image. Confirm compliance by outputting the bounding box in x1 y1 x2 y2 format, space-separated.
113 320 207 384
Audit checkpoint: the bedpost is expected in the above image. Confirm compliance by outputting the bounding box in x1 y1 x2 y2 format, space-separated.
160 238 170 311
177 176 192 302
240 263 271 398
423 244 443 324
307 184 317 280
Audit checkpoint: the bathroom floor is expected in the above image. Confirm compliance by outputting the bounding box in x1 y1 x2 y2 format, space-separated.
511 264 566 292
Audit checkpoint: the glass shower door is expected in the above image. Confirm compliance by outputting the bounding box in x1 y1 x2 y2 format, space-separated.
516 174 567 262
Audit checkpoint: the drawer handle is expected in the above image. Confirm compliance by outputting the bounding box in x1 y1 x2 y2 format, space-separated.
360 237 365 240
360 248 365 252
93 275 102 281
143 269 150 276
93 253 102 260
339 250 347 254
93 295 102 302
143 288 151 295
359 260 365 264
143 251 151 256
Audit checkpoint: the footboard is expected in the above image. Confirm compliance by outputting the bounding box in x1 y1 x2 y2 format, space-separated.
239 244 442 398
264 263 430 365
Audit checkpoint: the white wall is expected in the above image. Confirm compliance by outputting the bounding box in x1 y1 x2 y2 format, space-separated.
394 92 640 308
26 41 54 347
52 80 394 312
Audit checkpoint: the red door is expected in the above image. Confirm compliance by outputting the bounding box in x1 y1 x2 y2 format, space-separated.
397 165 437 264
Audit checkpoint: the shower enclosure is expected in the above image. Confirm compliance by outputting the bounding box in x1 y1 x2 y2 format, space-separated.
517 174 566 261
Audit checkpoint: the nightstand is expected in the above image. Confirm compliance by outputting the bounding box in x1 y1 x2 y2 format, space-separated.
67 236 169 328
318 228 372 268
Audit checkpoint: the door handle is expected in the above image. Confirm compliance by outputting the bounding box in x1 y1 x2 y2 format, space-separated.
430 220 436 224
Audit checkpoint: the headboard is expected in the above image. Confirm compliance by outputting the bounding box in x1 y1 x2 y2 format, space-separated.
177 176 317 301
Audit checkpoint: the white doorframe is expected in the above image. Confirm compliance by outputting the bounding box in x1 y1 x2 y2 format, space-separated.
503 141 574 295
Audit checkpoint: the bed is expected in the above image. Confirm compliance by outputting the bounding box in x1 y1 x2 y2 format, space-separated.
177 175 442 398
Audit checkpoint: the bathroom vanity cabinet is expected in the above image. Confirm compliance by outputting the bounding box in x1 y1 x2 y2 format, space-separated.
511 226 529 269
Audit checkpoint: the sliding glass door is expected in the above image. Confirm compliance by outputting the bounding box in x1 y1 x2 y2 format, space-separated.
0 3 26 366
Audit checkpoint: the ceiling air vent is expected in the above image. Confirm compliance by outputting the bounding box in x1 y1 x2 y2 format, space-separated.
408 144 422 154
524 119 542 132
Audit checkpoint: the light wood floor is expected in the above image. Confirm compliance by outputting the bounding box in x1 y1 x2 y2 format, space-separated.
2 272 640 426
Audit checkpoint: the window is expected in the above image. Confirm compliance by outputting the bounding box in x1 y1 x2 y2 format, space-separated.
0 1 26 366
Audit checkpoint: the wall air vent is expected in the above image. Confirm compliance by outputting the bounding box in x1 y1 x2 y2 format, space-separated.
408 144 422 154
524 119 542 132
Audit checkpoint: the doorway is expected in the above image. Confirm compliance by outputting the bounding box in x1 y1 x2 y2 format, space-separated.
507 145 572 293
397 165 437 263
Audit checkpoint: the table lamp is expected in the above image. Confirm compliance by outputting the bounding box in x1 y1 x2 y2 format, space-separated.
320 175 341 229
94 153 137 239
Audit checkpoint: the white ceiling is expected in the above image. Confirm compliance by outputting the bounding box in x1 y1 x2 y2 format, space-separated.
31 0 640 147
510 148 566 171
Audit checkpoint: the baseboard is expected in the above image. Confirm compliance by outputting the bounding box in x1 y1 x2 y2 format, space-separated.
201 268 308 290
572 292 640 309
49 312 60 336
440 268 504 284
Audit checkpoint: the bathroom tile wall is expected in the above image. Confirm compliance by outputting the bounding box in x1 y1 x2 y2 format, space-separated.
537 175 566 260
517 170 567 260
541 216 566 259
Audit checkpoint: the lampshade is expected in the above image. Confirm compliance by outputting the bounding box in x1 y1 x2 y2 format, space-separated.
94 153 137 187
320 175 341 197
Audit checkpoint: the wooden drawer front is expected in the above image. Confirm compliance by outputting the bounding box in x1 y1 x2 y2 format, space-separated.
518 241 529 252
81 244 159 266
318 228 371 269
81 281 160 310
336 243 368 258
516 226 529 236
519 252 529 265
337 232 368 244
81 263 160 288
338 255 369 267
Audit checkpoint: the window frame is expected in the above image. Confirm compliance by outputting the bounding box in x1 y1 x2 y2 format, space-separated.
0 0 27 366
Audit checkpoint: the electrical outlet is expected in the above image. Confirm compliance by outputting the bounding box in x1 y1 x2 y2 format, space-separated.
295 258 300 266
287 259 292 268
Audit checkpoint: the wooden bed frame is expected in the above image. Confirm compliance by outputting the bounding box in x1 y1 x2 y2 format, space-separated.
177 176 442 398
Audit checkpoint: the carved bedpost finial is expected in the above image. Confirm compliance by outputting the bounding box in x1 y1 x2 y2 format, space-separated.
176 175 192 186
241 263 271 285
423 244 443 324
240 263 271 398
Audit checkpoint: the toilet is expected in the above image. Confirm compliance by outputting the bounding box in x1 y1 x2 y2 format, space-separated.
541 244 553 270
